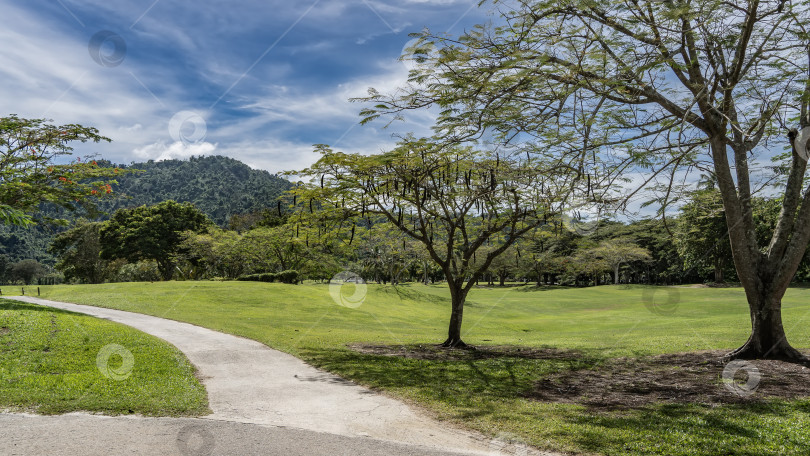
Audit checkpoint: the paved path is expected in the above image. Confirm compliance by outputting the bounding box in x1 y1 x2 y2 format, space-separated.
3 297 553 455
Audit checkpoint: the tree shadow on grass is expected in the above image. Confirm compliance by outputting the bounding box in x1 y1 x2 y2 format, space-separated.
569 401 810 455
0 300 88 317
303 344 810 455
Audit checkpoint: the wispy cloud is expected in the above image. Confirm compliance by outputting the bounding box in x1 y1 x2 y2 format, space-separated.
1 0 486 170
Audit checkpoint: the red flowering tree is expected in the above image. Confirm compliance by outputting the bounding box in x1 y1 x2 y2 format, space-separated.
0 114 122 225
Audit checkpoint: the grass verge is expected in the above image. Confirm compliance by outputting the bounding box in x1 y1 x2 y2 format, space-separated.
0 299 209 416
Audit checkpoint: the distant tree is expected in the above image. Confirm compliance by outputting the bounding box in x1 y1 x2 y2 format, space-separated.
50 220 108 284
178 228 245 279
0 114 121 226
100 201 211 280
675 189 734 283
296 139 572 347
0 254 12 284
11 259 45 285
587 239 652 285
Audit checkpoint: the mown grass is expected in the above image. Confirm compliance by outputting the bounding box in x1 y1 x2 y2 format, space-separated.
0 299 209 416
32 282 810 455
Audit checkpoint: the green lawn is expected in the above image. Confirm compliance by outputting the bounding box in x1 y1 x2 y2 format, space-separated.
29 282 810 455
0 299 209 416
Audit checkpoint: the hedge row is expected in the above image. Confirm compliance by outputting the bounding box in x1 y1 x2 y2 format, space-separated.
237 270 299 284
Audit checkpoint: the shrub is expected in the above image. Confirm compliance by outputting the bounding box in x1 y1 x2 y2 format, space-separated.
237 272 277 282
236 270 298 284
114 261 162 282
277 270 299 284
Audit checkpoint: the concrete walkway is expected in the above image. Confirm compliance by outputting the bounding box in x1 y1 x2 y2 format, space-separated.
3 296 553 455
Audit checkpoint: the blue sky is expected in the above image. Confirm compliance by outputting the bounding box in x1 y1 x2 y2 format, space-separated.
1 0 489 173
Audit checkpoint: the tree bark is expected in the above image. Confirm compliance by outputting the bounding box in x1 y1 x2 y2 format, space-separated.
727 288 807 362
442 280 469 348
614 264 620 285
710 136 808 363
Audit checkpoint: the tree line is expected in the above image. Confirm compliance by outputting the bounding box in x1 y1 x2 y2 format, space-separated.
44 186 810 290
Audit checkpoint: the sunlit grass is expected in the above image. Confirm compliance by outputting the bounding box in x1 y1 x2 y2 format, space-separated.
34 282 810 455
0 299 209 416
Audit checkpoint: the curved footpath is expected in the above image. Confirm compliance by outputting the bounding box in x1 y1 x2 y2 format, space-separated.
2 296 555 456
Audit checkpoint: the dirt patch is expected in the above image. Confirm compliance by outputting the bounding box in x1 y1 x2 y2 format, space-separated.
347 344 810 409
531 351 810 409
347 343 584 362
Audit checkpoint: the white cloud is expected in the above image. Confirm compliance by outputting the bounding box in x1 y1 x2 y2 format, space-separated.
133 141 218 161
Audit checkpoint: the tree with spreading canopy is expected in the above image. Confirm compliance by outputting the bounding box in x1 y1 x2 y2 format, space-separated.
0 114 121 226
100 200 212 281
295 138 578 347
359 0 810 362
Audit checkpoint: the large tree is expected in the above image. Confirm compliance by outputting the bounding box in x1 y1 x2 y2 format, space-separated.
50 219 109 284
296 139 573 347
0 115 120 226
100 201 211 281
360 1 810 362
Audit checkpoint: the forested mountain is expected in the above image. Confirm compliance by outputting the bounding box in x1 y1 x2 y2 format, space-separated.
96 156 292 225
0 155 293 264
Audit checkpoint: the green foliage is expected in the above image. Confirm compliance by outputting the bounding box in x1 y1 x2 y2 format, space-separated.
236 270 299 284
295 139 571 344
112 260 161 282
97 156 292 226
49 220 109 284
277 270 300 284
0 114 121 226
11 259 46 285
674 189 733 283
237 272 278 282
0 156 293 264
100 201 212 281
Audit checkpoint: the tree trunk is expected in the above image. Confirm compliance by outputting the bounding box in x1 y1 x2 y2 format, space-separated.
442 280 469 348
714 258 724 283
727 288 806 362
614 264 620 285
423 261 429 285
499 274 505 286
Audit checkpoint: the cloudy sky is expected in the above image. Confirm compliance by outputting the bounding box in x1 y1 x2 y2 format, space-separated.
1 0 489 173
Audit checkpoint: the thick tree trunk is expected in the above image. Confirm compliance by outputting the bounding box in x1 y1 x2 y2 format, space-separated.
727 288 807 362
442 281 469 348
614 265 620 285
